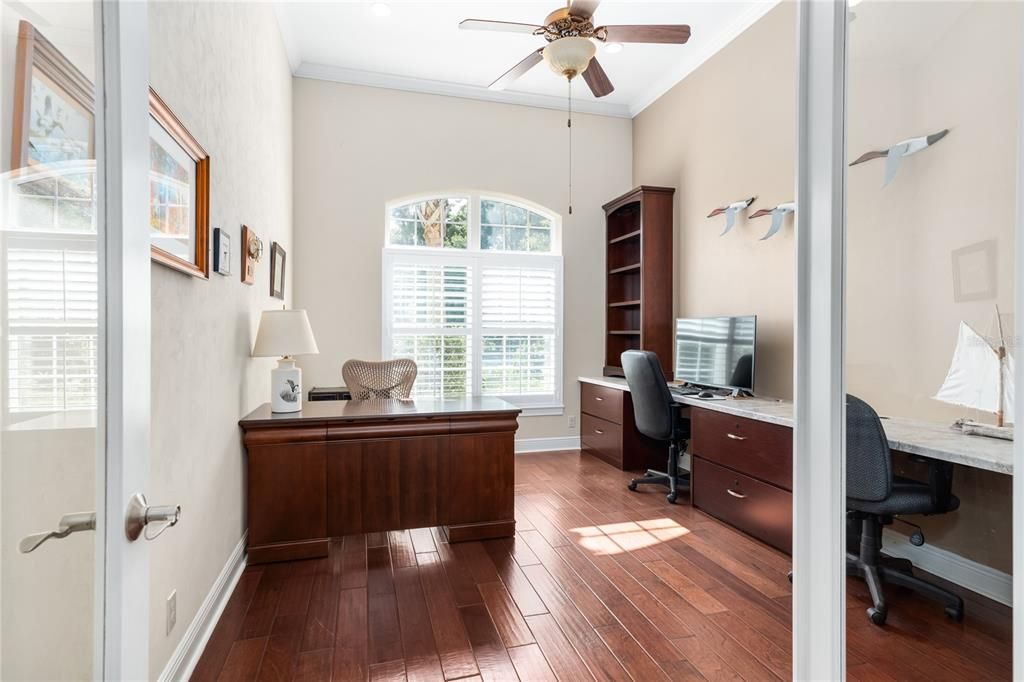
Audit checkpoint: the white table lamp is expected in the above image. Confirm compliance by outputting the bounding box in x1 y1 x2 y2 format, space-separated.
253 309 320 413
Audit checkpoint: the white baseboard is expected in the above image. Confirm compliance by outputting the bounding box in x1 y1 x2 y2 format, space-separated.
882 528 1011 606
159 533 248 682
515 436 580 453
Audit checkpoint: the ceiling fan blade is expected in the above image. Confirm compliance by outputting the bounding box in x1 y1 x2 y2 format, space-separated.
583 57 614 98
601 24 692 44
459 19 542 34
569 0 601 19
489 50 544 91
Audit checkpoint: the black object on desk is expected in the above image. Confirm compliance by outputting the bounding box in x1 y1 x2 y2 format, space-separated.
307 386 351 401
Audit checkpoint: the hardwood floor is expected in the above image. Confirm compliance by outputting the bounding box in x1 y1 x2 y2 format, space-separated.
193 450 1011 681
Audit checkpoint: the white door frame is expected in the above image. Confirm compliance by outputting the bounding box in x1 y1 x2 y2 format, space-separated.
96 0 151 678
1015 8 1024 679
792 0 847 678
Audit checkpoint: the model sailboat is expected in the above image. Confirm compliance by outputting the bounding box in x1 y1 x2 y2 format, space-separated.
933 311 1014 440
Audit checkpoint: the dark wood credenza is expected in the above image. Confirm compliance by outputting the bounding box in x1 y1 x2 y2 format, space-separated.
239 397 520 564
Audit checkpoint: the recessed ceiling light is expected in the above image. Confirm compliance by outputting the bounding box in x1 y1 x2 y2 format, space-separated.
605 42 624 54
370 2 392 17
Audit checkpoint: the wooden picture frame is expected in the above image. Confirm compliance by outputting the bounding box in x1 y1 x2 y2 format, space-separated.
241 225 261 285
11 20 95 169
213 227 231 276
270 242 286 299
148 87 210 278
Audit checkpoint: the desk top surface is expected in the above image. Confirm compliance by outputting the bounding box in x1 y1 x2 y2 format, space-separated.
579 376 1012 475
241 396 520 427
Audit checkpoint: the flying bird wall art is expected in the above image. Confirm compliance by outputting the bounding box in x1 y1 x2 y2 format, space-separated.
707 197 756 236
850 129 949 187
749 202 795 240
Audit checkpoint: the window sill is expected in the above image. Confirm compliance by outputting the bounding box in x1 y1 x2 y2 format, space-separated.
517 405 565 417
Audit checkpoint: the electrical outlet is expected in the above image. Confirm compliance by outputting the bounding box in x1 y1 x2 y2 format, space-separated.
568 415 577 429
166 590 177 636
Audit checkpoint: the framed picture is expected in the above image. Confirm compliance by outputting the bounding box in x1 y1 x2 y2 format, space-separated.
241 225 262 285
213 228 231 276
270 242 286 299
11 20 95 169
148 87 210 278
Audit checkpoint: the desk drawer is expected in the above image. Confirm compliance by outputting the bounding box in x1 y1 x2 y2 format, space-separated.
580 382 623 424
693 457 792 553
581 413 622 467
690 408 792 490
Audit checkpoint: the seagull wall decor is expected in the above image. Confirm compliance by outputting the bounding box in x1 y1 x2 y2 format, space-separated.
850 129 949 187
748 202 795 241
707 197 756 236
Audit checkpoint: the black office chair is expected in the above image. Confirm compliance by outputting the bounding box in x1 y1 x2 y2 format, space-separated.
846 395 964 625
621 350 690 504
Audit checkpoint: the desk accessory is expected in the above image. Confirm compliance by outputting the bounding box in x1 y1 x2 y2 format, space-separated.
308 386 351 401
252 308 319 413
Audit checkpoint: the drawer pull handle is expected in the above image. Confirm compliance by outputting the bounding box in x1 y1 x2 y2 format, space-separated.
726 433 746 441
594 429 604 435
726 488 747 499
594 397 604 401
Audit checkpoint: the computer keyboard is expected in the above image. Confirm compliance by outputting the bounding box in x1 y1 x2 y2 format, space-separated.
669 386 701 396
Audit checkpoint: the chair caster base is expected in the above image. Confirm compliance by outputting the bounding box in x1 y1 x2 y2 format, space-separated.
667 492 678 504
867 607 887 626
628 481 638 491
945 606 964 623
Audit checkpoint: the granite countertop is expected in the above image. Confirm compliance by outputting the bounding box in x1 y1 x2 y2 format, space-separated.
578 376 1013 475
240 396 520 426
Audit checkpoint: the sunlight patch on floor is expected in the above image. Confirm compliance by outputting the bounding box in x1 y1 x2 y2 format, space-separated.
571 517 691 556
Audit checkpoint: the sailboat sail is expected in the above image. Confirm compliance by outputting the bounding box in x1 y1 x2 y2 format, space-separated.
934 321 1014 418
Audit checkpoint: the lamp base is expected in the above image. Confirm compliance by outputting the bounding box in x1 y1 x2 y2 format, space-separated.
271 358 302 413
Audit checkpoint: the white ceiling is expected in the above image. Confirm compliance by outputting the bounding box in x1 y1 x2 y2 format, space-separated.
273 1 777 118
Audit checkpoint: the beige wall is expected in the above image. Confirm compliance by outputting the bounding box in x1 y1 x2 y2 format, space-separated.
292 80 633 442
633 3 797 401
634 0 1020 573
148 2 293 677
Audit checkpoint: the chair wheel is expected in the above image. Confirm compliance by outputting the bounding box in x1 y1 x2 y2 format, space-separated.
787 571 793 584
666 492 678 504
945 606 964 623
867 607 887 626
627 481 638 491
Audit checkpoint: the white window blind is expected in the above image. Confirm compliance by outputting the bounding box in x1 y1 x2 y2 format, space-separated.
6 246 98 413
480 266 557 397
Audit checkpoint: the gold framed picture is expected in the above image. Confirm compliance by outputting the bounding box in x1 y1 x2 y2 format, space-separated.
148 88 210 278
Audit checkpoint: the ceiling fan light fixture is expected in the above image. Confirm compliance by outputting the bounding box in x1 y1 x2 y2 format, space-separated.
604 41 624 54
542 36 596 80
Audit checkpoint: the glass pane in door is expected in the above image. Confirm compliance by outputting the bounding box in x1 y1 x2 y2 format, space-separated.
0 2 101 678
845 0 1017 674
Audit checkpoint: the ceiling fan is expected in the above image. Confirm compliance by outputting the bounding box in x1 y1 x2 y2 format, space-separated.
459 0 692 98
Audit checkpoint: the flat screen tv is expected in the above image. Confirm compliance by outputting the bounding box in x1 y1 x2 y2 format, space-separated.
674 315 756 392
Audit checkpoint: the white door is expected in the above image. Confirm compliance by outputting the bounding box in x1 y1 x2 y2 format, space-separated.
0 1 155 679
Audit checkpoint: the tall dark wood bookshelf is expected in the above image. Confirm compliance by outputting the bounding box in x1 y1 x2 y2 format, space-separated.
602 186 675 379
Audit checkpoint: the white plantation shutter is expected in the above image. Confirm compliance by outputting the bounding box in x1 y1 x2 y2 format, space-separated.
387 260 472 398
6 245 99 413
480 265 558 397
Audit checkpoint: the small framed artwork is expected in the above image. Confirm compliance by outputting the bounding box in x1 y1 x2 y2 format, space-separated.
148 87 210 278
213 228 231 276
270 242 286 299
241 225 262 285
11 20 95 169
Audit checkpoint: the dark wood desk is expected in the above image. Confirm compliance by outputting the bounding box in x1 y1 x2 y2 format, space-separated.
239 397 520 564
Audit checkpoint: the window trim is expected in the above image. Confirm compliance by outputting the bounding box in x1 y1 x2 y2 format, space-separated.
382 192 563 415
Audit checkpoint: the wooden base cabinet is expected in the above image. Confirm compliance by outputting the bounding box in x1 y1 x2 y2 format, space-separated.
690 408 793 553
240 399 520 564
579 380 666 471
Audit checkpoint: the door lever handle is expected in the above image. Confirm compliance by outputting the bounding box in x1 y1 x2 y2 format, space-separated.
125 493 181 541
20 512 96 553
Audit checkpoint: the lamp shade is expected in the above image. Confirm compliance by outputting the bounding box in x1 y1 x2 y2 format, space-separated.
252 309 320 357
542 36 596 79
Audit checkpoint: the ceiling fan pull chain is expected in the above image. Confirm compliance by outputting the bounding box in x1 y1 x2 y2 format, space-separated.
568 78 573 216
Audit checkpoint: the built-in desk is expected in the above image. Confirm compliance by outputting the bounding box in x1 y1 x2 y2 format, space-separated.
579 376 1012 553
240 397 520 564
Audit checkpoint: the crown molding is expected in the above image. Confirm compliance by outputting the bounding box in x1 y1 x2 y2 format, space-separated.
293 62 634 119
628 0 780 118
